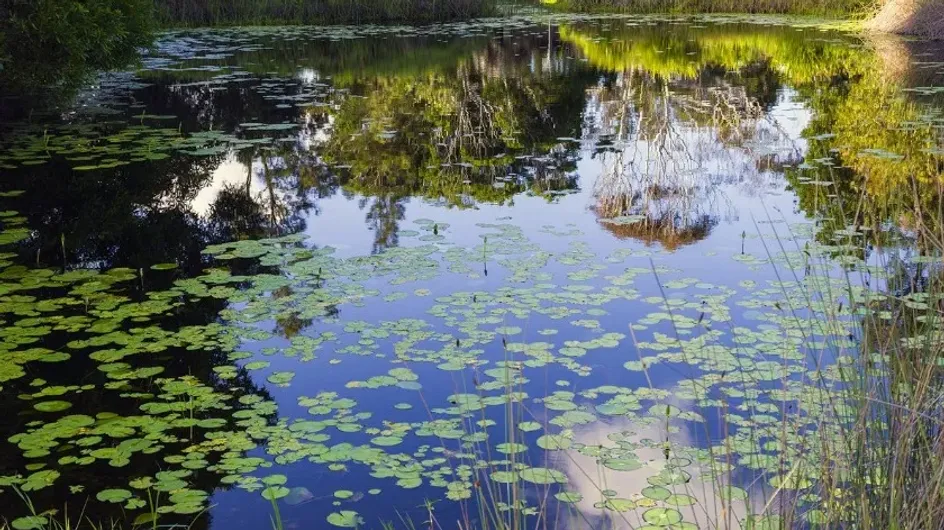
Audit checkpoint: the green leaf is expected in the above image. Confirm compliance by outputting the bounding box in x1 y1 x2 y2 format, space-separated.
326 511 361 528
261 486 290 500
97 488 133 503
11 516 47 530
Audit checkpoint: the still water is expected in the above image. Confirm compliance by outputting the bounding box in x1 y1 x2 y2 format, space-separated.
1 13 943 530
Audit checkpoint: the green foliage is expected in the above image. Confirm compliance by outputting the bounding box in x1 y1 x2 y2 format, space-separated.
154 0 497 26
0 0 154 101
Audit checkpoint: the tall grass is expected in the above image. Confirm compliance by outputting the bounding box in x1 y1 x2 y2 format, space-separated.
1 486 205 530
809 185 944 529
543 0 874 16
155 0 498 26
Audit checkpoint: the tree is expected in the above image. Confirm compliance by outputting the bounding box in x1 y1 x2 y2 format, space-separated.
0 0 154 108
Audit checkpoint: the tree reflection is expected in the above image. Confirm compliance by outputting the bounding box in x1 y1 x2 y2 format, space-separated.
584 65 792 249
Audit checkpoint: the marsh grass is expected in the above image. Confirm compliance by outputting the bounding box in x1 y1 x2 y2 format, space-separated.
809 192 944 529
155 0 498 26
1 486 205 530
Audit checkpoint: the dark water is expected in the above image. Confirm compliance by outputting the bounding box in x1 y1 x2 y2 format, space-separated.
1 14 943 530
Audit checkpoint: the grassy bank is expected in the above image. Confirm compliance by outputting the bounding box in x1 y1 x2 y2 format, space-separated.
541 0 872 16
154 0 497 26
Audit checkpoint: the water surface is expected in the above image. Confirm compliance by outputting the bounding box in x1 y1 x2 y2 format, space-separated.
1 14 943 530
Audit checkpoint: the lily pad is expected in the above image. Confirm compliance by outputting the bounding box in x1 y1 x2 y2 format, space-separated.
33 401 72 412
519 467 567 484
327 511 361 528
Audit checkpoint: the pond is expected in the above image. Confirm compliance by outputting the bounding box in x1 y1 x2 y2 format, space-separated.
1 12 943 530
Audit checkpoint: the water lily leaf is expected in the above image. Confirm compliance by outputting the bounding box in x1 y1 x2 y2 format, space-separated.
261 486 290 500
490 471 518 484
33 401 71 412
536 434 572 450
326 511 361 528
11 516 47 530
666 494 696 506
555 491 582 503
643 508 683 525
245 361 270 371
262 474 287 486
518 421 542 432
97 488 132 503
267 372 295 386
495 442 527 454
519 467 566 484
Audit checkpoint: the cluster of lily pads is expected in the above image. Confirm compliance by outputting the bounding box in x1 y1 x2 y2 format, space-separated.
0 198 914 530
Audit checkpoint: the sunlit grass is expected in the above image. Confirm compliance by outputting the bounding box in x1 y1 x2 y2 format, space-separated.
541 0 874 16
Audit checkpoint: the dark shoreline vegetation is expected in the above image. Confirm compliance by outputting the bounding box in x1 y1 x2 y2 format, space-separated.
2 3 944 530
0 0 498 109
154 0 499 26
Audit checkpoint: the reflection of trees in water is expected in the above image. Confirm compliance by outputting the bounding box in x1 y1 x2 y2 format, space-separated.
783 37 944 259
587 69 797 249
133 31 598 255
361 194 407 255
307 36 594 251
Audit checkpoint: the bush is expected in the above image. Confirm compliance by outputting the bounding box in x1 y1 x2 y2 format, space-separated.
0 0 154 100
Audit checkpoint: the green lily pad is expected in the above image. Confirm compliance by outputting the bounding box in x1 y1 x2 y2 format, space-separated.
519 467 567 485
371 436 403 447
11 517 47 530
536 434 572 450
555 491 583 503
643 508 683 525
642 486 671 501
262 486 290 500
327 511 361 528
33 401 72 412
97 488 132 503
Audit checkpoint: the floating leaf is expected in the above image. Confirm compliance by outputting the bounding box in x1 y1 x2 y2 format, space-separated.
643 508 683 525
519 467 566 485
326 511 361 528
97 489 132 503
33 401 71 412
261 486 290 500
11 517 47 530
